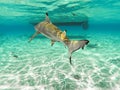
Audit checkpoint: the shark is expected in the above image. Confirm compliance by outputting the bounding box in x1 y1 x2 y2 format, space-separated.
29 13 89 65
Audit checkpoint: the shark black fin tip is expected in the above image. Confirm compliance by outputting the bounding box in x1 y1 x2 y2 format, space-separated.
69 56 73 65
46 12 48 16
65 29 67 32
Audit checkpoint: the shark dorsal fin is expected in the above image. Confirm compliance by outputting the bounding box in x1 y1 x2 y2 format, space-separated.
63 31 66 36
61 31 66 40
45 12 51 23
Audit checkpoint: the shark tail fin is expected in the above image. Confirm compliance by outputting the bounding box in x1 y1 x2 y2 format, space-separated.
66 40 89 65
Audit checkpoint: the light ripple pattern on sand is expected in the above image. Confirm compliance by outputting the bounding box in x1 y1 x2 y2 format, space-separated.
0 32 120 90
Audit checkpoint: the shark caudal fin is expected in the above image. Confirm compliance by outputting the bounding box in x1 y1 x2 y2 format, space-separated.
66 40 89 65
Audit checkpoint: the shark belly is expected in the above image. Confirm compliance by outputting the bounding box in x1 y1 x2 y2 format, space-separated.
40 23 62 41
41 31 61 41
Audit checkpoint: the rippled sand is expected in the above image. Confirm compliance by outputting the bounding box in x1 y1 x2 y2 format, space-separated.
0 30 120 90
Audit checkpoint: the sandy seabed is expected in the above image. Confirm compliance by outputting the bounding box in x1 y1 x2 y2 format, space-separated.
0 31 120 90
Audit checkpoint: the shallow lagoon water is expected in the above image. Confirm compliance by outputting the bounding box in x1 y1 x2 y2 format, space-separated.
0 0 120 90
0 24 120 90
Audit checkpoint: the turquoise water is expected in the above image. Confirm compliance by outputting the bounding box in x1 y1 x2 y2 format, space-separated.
0 0 120 90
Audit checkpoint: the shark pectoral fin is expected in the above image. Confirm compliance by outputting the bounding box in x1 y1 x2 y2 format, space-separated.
51 40 55 46
28 31 40 43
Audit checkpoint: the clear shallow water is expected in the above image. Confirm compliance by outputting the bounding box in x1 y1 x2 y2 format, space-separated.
0 25 120 90
0 0 120 24
0 0 120 90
